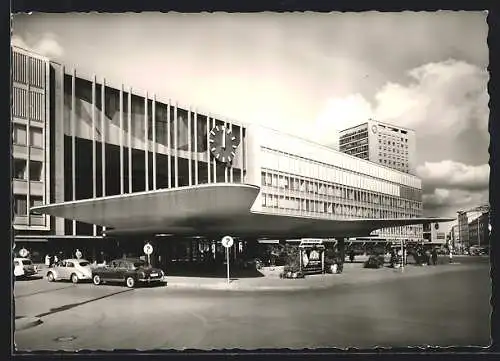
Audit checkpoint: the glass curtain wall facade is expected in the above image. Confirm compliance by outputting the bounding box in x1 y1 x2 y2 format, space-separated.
252 128 423 242
11 47 51 232
51 65 247 237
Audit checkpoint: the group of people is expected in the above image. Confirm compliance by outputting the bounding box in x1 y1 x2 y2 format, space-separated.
44 254 60 267
44 249 84 267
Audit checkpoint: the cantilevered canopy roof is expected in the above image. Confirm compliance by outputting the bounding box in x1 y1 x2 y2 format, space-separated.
31 184 454 239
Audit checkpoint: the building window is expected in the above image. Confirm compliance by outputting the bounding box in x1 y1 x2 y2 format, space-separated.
14 195 27 216
30 128 43 148
30 196 43 208
13 124 27 145
29 161 43 181
13 158 26 179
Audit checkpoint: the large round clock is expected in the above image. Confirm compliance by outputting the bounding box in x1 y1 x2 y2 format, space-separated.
209 125 239 164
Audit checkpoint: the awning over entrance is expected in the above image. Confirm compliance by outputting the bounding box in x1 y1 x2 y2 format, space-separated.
31 184 454 239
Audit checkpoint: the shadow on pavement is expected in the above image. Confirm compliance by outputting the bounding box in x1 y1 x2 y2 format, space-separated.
165 265 265 278
15 284 77 299
35 289 133 318
15 275 44 281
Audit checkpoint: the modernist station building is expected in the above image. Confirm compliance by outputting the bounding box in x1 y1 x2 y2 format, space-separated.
11 46 437 265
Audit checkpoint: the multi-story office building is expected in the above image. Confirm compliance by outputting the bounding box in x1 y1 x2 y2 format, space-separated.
11 46 425 263
339 119 417 175
468 213 489 248
247 126 423 243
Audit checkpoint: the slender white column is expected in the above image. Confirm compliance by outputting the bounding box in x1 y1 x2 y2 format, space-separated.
152 94 157 190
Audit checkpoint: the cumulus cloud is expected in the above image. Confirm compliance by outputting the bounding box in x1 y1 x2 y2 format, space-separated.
422 187 488 216
11 33 64 58
416 160 489 193
314 59 489 218
314 58 488 141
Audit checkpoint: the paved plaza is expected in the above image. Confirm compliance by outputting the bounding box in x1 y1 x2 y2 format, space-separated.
13 256 490 351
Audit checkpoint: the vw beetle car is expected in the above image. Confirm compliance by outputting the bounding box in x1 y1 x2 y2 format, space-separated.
13 258 38 279
46 259 92 283
92 258 165 288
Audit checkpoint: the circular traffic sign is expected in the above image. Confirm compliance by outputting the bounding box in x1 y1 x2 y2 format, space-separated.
221 236 234 248
19 248 29 258
143 243 153 255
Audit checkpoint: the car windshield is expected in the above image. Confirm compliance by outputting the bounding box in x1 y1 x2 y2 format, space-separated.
79 261 90 267
22 260 32 265
133 261 147 268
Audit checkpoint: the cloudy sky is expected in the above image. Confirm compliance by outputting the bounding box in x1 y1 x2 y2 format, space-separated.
12 12 489 227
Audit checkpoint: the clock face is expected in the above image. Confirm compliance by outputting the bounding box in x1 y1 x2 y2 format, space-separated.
208 125 239 164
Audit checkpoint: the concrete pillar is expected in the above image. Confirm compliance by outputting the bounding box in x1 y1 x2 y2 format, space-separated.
245 238 259 259
337 238 345 273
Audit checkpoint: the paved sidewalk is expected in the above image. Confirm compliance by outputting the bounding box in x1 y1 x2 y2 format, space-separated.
165 261 482 292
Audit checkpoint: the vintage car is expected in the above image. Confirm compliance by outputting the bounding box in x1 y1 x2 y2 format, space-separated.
13 258 38 279
46 258 93 283
92 258 165 288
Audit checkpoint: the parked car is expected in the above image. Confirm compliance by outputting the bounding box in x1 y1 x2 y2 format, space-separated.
92 258 165 288
46 259 93 283
13 258 38 279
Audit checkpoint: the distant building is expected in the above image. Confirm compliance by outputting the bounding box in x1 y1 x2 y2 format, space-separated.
451 224 461 250
457 211 470 249
468 213 489 248
338 119 417 175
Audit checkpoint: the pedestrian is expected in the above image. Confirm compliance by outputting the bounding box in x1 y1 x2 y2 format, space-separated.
53 254 58 265
431 248 438 266
349 249 355 263
45 254 50 267
449 249 453 264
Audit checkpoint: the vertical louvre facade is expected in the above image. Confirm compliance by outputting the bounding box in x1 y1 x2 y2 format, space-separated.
50 66 247 236
11 47 51 231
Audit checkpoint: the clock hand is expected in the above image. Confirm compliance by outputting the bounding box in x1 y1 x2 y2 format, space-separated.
222 127 226 149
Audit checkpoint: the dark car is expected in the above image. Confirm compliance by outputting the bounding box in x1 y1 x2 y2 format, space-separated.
92 258 165 288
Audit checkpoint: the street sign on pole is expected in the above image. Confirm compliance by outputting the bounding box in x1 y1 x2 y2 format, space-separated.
221 236 234 284
221 236 234 248
19 248 29 258
143 243 153 265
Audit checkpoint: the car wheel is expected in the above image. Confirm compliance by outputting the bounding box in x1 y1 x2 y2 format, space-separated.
125 277 135 288
93 275 101 285
71 273 79 284
47 272 55 282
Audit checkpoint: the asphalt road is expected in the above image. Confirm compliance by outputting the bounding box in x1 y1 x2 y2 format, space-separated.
14 257 490 351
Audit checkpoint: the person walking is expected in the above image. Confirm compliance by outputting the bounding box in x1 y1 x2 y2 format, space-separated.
425 249 431 265
45 254 50 268
349 249 355 263
431 248 438 266
449 248 453 264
